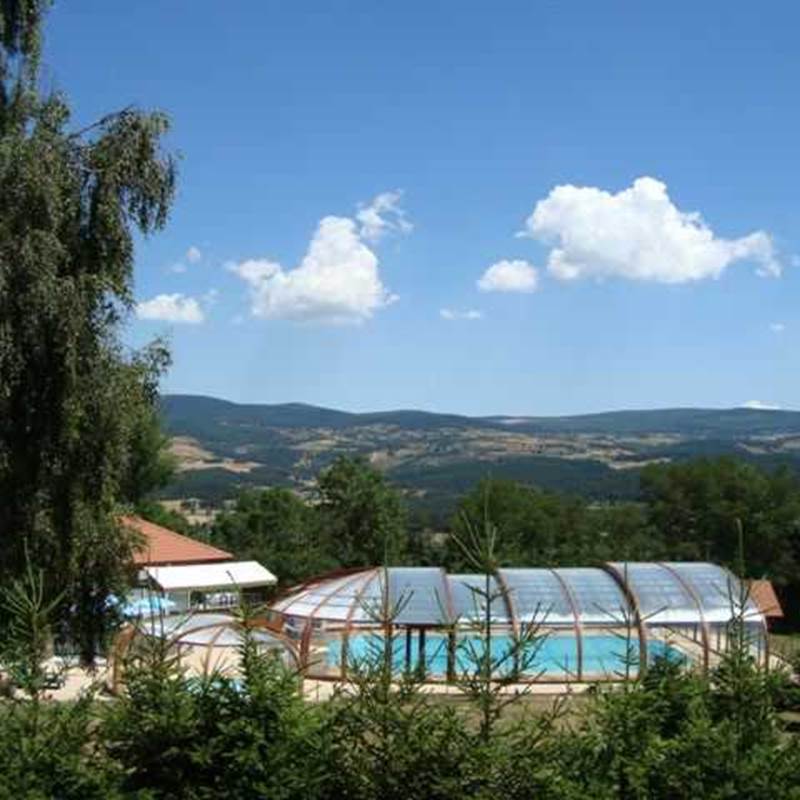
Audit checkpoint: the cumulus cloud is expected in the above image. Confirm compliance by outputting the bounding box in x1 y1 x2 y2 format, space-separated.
440 308 483 321
355 190 413 242
522 176 781 283
136 293 205 323
477 259 539 293
229 195 410 324
741 400 781 410
769 322 785 334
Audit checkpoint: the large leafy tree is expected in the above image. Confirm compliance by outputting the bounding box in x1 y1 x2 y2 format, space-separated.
448 478 661 570
640 457 800 624
213 487 337 585
317 456 407 567
0 1 176 659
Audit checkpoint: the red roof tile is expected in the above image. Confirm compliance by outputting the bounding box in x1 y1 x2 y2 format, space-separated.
123 515 232 566
748 579 784 618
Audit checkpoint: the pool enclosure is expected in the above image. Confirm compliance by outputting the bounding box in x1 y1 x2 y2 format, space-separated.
111 612 298 693
268 562 770 682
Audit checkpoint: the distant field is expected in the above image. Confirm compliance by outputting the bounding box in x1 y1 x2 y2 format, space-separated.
157 395 800 512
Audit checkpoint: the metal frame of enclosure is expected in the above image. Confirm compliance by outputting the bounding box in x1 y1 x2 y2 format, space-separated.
267 562 770 683
110 612 300 693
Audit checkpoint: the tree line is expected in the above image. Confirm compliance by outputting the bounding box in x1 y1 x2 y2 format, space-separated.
207 454 800 628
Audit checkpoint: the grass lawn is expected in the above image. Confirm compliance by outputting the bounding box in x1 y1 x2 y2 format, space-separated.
425 689 592 730
770 633 800 661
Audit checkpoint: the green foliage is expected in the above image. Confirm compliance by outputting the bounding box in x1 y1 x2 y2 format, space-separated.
0 551 121 798
0 1 176 659
102 612 325 800
447 478 659 570
134 500 196 537
640 458 800 576
641 457 800 623
317 456 408 567
0 559 61 699
540 656 800 800
449 505 553 740
123 406 177 506
212 459 409 580
1 568 799 799
213 487 337 585
0 698 123 800
321 684 470 800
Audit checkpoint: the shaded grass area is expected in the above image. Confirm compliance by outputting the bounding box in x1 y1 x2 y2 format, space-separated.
770 633 800 661
423 689 591 730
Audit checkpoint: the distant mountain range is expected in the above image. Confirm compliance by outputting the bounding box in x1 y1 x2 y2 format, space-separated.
158 394 800 514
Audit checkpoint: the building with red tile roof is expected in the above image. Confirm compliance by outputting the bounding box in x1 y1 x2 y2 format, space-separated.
122 515 232 567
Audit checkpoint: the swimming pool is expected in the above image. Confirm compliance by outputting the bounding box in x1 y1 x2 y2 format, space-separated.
326 631 686 679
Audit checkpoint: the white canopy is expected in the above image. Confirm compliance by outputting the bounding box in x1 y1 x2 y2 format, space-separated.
145 561 277 592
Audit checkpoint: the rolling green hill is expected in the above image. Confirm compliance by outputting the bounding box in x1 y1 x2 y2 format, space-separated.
158 395 800 508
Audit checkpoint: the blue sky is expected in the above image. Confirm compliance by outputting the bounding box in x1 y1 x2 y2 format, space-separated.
46 1 798 415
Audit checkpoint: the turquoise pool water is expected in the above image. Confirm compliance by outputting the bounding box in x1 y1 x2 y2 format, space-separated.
326 631 685 678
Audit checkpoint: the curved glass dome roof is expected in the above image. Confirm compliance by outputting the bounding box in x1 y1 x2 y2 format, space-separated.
607 562 762 625
271 562 762 630
139 612 294 650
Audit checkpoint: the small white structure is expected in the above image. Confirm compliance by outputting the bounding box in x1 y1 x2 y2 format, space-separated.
121 516 278 616
144 561 277 611
145 561 277 592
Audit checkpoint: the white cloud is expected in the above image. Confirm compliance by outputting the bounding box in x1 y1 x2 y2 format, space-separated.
168 246 203 274
229 198 408 324
741 400 781 410
440 308 483 321
355 190 412 242
477 259 539 293
522 176 781 283
136 293 205 324
769 322 785 334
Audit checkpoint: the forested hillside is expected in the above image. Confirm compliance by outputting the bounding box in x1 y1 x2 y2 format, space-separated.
159 394 800 510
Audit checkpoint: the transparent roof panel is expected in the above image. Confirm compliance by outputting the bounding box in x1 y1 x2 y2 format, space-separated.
555 568 630 624
662 563 762 623
608 562 700 625
268 563 762 630
349 572 385 623
273 570 378 621
184 627 239 646
448 574 509 623
140 612 291 651
144 612 233 639
388 568 451 625
498 569 574 625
